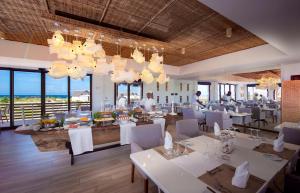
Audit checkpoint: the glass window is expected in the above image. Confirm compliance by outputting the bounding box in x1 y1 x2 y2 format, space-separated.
275 86 281 101
197 84 210 104
219 83 236 100
0 70 10 128
129 83 142 105
255 88 268 98
14 71 41 126
224 84 230 94
231 85 236 100
70 76 91 111
45 75 68 116
115 82 143 107
220 85 225 98
247 85 268 100
247 86 255 100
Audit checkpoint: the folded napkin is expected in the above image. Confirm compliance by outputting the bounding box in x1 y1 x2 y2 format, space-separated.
224 108 227 114
214 122 221 136
273 134 284 152
209 106 213 111
232 161 250 188
164 131 173 150
235 107 239 113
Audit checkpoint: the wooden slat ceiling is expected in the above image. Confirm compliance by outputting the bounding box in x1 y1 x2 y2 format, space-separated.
0 0 266 66
234 69 281 80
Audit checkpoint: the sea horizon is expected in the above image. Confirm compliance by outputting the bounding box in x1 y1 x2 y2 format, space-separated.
0 95 68 98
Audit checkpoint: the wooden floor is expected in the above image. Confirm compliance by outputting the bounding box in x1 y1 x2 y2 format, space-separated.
0 125 278 193
0 130 158 193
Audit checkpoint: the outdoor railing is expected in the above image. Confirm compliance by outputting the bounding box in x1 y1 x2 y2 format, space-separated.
0 102 90 121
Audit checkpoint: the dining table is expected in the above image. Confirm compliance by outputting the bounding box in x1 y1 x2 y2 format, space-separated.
229 112 252 126
274 122 300 132
130 132 299 193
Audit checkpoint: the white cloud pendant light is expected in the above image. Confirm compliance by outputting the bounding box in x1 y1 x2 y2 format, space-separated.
48 60 68 79
131 47 145 64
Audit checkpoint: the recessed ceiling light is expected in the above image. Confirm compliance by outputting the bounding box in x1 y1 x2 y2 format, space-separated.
181 48 185 55
54 22 60 27
0 37 4 40
226 27 232 38
88 32 94 36
63 29 69 33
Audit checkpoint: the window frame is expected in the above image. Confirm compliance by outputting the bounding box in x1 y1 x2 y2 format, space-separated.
197 82 211 102
114 81 143 105
0 67 92 129
219 83 236 100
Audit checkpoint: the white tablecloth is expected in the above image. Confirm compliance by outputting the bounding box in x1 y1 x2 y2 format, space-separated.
120 122 137 145
68 126 93 155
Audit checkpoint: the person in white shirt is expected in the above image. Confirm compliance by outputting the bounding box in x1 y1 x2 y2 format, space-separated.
117 93 127 109
253 93 259 102
141 92 156 112
259 94 268 104
192 91 205 108
221 91 236 104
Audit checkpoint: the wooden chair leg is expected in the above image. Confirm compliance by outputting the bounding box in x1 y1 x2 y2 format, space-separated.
131 163 135 183
144 178 148 193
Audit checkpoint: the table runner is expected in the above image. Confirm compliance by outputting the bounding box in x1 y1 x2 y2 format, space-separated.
198 164 265 193
253 143 296 160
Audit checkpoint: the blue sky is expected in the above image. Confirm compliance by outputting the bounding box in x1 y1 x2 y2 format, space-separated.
0 70 90 96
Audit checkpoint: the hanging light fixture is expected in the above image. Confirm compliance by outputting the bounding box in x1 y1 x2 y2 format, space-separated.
68 61 87 80
48 61 68 79
57 42 76 60
83 38 101 55
256 76 280 90
157 70 170 84
140 68 154 84
131 44 145 64
72 40 84 55
47 30 64 47
93 57 113 75
148 53 163 73
47 30 169 83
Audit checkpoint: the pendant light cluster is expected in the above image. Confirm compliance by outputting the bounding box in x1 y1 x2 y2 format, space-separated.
47 29 169 84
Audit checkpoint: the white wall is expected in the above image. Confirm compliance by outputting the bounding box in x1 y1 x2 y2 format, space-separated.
281 62 300 81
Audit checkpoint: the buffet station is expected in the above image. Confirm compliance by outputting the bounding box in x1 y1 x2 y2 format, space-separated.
15 108 169 165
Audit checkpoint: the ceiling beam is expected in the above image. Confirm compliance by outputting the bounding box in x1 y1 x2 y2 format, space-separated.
138 0 177 33
99 0 112 23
